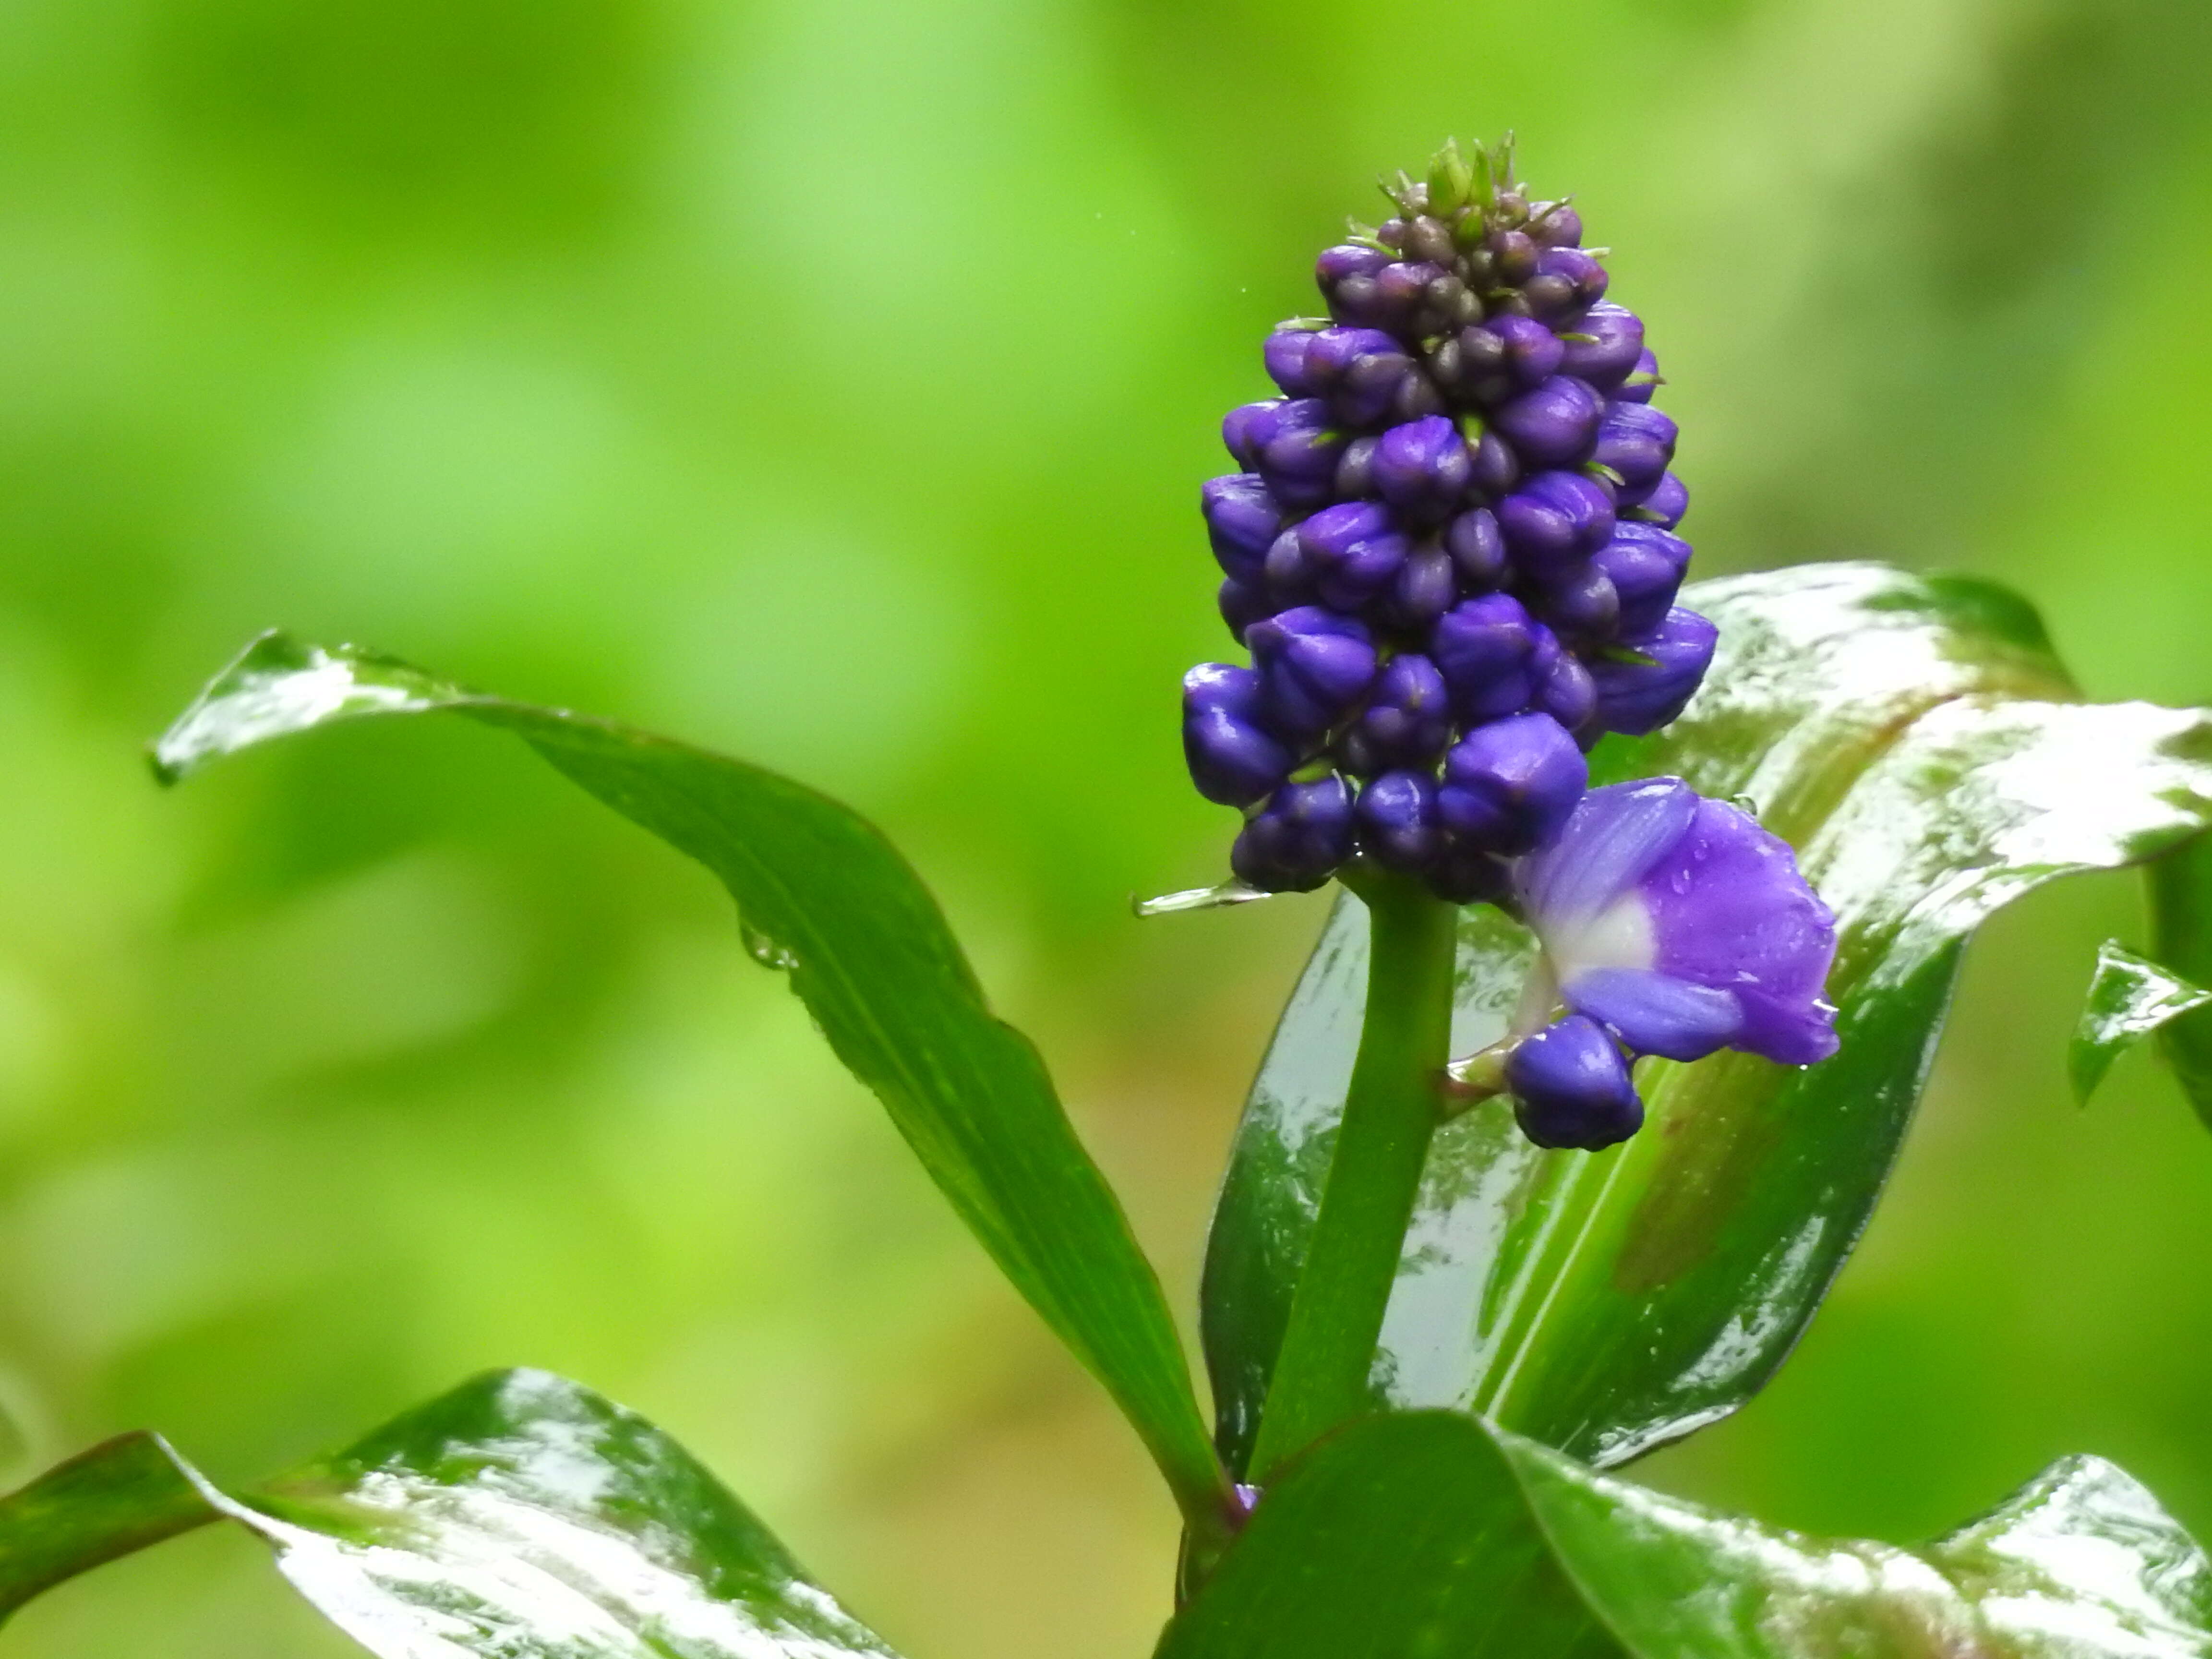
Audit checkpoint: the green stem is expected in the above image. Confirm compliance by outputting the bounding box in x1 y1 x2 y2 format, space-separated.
1246 869 1459 1483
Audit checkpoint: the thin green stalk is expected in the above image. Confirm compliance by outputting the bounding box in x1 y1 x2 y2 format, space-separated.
1246 869 1459 1483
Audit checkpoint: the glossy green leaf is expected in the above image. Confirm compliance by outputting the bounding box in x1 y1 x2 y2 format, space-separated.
1165 1410 2212 1659
2148 832 2212 1131
1202 563 2212 1476
1 1369 903 1655
2069 939 2212 1105
153 634 1228 1527
0 1432 220 1622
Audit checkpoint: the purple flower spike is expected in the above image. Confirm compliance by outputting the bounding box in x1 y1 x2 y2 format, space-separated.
1355 769 1445 872
1490 314 1565 392
1589 605 1716 735
1436 712 1587 855
1247 605 1378 737
1492 375 1604 468
1558 303 1645 393
1339 652 1450 774
1592 524 1693 638
1231 775 1356 893
1432 593 1542 722
1513 778 1839 1067
1498 470 1615 580
1305 330 1422 428
1524 246 1609 322
1374 416 1473 522
1529 631 1598 733
1527 563 1621 643
1507 1014 1642 1150
1263 327 1320 397
1444 507 1506 589
1531 203 1584 249
1383 545 1459 632
1217 576 1281 641
1222 400 1275 470
1592 402 1678 495
1468 427 1521 497
1271 502 1407 611
1181 663 1294 807
1622 470 1689 529
1248 398 1348 509
1615 349 1662 405
1202 474 1283 584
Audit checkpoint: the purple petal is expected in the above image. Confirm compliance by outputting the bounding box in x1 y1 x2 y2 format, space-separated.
1516 777 1698 934
1564 967 1744 1062
1637 795 1839 1064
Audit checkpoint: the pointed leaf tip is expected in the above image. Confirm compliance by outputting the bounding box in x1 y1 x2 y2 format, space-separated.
2070 939 2212 1106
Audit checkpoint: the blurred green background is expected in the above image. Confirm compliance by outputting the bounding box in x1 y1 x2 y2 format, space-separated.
3 0 2212 1650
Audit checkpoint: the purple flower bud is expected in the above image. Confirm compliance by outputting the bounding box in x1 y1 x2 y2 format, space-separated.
1374 416 1473 522
1529 628 1598 733
1432 593 1542 722
1270 501 1408 611
1338 652 1450 774
1382 544 1459 632
1490 314 1564 393
1592 524 1692 638
1436 712 1587 856
1334 435 1378 499
1248 398 1348 509
1557 303 1645 395
1444 325 1508 399
1202 474 1283 584
1217 576 1281 642
1507 1014 1643 1150
1591 402 1678 495
1491 375 1604 468
1316 244 1391 289
1486 229 1539 285
1498 470 1616 580
1615 349 1662 405
1444 507 1506 589
1527 563 1621 642
1589 606 1717 735
1427 836 1513 905
1355 769 1446 872
1247 605 1378 736
1231 774 1355 892
1468 427 1521 497
1621 470 1688 530
1530 203 1583 249
1515 778 1839 1067
1263 327 1321 397
1534 246 1609 313
1182 663 1295 806
1222 400 1275 470
1301 328 1420 427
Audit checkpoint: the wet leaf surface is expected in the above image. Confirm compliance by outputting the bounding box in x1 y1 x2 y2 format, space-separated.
154 634 1226 1525
1202 564 2212 1475
1163 1411 2212 1659
1 1369 904 1656
2069 939 2212 1105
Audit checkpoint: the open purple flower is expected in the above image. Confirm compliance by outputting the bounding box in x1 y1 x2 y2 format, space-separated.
1513 778 1839 1068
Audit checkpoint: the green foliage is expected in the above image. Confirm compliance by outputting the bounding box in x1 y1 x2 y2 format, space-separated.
2070 939 2212 1106
1170 1411 2212 1659
1202 564 2212 1477
1 1370 898 1656
151 632 1227 1533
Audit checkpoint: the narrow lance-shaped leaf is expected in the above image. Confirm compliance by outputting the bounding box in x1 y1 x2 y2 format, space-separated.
1162 1409 2212 1659
0 1369 905 1657
2069 939 2212 1106
1202 564 2212 1475
153 634 1228 1527
2148 832 2212 1131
